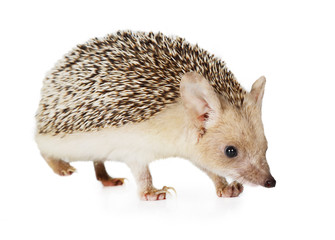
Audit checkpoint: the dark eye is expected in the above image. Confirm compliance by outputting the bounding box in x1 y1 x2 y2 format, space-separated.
225 146 238 158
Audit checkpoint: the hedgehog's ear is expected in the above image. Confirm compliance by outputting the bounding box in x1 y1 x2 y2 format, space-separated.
180 72 221 130
250 76 266 108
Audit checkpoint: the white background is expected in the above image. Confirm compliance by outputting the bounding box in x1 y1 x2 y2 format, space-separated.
1 0 334 239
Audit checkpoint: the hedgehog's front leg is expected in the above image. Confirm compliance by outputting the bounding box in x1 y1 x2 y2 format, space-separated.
93 162 125 186
206 171 243 198
128 163 175 201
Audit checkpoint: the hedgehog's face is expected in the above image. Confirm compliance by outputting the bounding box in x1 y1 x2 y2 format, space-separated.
180 72 275 188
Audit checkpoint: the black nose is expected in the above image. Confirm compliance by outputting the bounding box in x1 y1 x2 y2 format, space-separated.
264 177 276 188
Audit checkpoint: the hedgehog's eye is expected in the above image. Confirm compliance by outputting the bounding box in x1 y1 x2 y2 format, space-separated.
225 146 238 158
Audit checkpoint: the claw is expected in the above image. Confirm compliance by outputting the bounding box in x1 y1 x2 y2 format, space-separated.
162 186 176 196
60 167 75 176
141 186 176 201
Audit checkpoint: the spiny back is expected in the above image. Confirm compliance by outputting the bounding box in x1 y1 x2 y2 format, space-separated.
36 31 246 135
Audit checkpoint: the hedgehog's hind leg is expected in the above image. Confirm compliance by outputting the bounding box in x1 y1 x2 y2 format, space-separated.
42 155 76 176
93 162 125 187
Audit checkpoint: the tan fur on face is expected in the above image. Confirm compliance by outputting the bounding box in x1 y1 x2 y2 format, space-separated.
194 88 272 186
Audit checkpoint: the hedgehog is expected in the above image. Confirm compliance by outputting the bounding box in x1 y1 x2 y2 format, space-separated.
35 31 276 201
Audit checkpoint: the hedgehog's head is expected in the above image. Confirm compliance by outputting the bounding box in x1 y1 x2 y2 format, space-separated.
180 72 275 188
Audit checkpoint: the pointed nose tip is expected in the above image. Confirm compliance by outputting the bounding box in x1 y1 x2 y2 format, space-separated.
264 177 276 188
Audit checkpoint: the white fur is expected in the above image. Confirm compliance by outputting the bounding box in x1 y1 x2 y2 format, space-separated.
35 103 198 166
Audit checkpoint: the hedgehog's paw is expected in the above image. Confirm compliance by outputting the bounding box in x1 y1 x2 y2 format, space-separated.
216 181 243 198
100 177 126 187
140 186 176 201
44 157 76 176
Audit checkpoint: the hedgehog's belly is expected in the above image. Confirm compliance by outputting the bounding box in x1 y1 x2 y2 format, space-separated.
35 103 188 164
36 128 158 164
